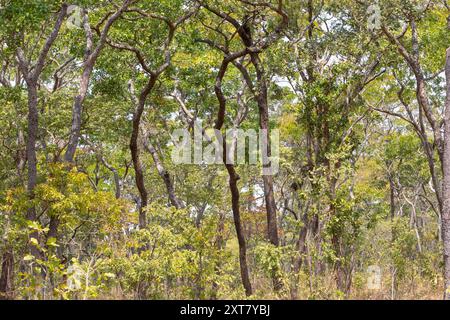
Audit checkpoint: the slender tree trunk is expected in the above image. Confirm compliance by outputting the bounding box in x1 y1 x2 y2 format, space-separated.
291 218 308 300
0 248 14 300
65 1 131 162
130 77 157 228
47 213 60 240
143 136 183 209
226 164 253 296
389 174 396 220
388 173 398 298
98 154 121 199
64 65 93 162
14 7 68 282
55 3 130 245
213 58 253 296
49 62 92 253
211 211 226 299
331 233 346 294
250 54 280 246
16 128 26 183
250 52 282 292
442 47 450 300
26 84 41 259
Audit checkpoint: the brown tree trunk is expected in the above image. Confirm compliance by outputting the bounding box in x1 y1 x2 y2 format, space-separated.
0 248 14 300
226 164 253 296
18 4 67 258
130 77 157 229
250 53 280 246
64 67 92 162
143 136 183 209
120 9 193 230
26 84 41 259
442 47 450 300
250 52 282 292
388 172 398 298
213 58 253 296
291 216 308 300
331 233 349 295
47 215 60 242
211 211 226 299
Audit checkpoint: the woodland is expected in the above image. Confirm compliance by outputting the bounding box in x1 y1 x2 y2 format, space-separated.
1 0 450 300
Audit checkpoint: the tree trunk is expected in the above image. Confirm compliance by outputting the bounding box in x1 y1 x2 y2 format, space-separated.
388 173 398 298
291 217 308 300
250 52 282 291
130 77 157 229
143 136 183 209
0 248 14 300
250 53 279 246
213 57 253 296
65 1 131 162
331 233 350 295
26 84 41 259
226 164 253 296
64 65 92 162
99 155 121 199
211 211 226 299
442 47 450 300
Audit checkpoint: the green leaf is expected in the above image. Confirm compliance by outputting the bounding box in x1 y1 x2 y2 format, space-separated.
23 254 35 261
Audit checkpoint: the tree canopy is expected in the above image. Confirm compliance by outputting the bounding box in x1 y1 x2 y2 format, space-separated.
1 0 450 300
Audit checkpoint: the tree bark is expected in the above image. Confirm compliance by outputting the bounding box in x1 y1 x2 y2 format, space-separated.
64 67 92 162
143 135 183 209
226 164 253 296
47 2 131 254
250 52 282 291
213 57 253 296
100 156 121 199
442 47 450 300
25 85 41 259
16 4 67 260
0 248 14 300
211 211 226 299
130 77 157 228
65 1 132 162
113 8 196 229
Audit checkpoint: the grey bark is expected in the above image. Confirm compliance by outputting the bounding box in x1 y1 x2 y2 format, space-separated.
143 135 183 209
65 1 133 162
442 47 450 300
16 4 68 259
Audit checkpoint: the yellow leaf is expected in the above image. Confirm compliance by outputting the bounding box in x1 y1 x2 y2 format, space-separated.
23 254 35 261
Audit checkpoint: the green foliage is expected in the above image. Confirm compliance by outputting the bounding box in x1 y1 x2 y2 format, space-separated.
0 0 448 301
